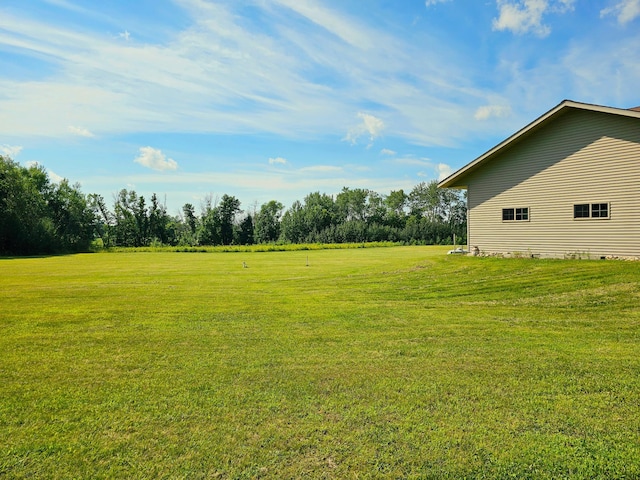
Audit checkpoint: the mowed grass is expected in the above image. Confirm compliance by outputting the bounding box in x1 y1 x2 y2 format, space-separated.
1 246 639 479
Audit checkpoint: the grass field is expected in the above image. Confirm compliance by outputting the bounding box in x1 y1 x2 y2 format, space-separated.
1 246 639 479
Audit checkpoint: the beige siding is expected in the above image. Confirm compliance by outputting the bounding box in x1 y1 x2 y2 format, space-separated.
465 109 640 257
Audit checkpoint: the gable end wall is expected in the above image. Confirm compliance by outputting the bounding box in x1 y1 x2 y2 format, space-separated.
465 109 640 258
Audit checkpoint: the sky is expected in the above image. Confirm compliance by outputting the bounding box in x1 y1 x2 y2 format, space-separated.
1 0 639 215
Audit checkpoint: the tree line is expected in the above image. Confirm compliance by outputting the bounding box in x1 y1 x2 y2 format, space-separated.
1 155 466 255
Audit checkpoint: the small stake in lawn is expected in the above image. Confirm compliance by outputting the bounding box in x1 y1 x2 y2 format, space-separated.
306 255 309 267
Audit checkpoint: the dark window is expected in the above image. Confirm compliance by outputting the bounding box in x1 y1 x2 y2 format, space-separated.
503 207 528 221
574 203 609 219
574 204 589 218
515 208 528 221
591 203 608 218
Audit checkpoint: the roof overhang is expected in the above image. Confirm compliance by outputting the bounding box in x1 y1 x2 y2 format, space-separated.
438 100 640 189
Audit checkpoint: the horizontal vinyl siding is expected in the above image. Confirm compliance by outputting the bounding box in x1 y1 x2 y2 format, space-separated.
467 109 640 257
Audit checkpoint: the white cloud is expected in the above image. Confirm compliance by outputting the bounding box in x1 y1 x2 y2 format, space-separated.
437 163 454 181
68 126 95 137
425 0 452 5
474 104 512 120
42 0 94 15
1 145 23 158
558 33 640 104
417 163 453 180
23 160 64 182
118 30 131 41
299 165 344 174
493 0 551 37
601 0 640 24
4 0 634 156
48 169 65 183
546 0 576 14
134 147 178 172
492 0 574 36
394 157 433 167
272 0 371 49
269 157 288 165
393 156 452 181
0 2 497 147
345 112 385 146
380 148 396 156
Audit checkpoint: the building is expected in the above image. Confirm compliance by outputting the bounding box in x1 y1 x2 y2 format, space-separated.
438 100 640 258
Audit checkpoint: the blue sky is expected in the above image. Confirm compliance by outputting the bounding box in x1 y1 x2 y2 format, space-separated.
1 0 639 214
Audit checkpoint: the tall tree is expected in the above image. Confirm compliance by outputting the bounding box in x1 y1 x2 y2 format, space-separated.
385 189 407 215
280 200 306 244
199 207 221 245
148 193 170 244
408 181 442 220
88 193 114 247
176 202 198 246
0 156 96 254
218 194 241 245
303 191 337 236
254 200 284 243
48 179 96 252
237 214 254 245
0 157 48 253
336 187 369 222
182 203 197 235
113 189 148 247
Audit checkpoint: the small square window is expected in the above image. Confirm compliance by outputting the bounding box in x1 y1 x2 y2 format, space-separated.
502 208 514 221
591 203 608 218
515 207 528 221
574 204 589 218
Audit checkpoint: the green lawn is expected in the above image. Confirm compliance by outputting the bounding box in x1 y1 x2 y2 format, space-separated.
1 246 639 479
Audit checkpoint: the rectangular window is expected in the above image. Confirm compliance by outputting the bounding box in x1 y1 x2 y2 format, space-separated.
574 204 589 218
574 203 609 219
503 207 528 221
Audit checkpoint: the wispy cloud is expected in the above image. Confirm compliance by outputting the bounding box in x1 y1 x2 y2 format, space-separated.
380 148 396 156
134 147 178 172
1 145 23 158
394 157 433 167
391 155 452 181
601 0 640 24
0 0 636 157
0 1 494 146
425 0 453 5
68 126 95 138
269 157 288 165
272 0 372 49
559 33 640 104
298 165 344 174
474 104 512 120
